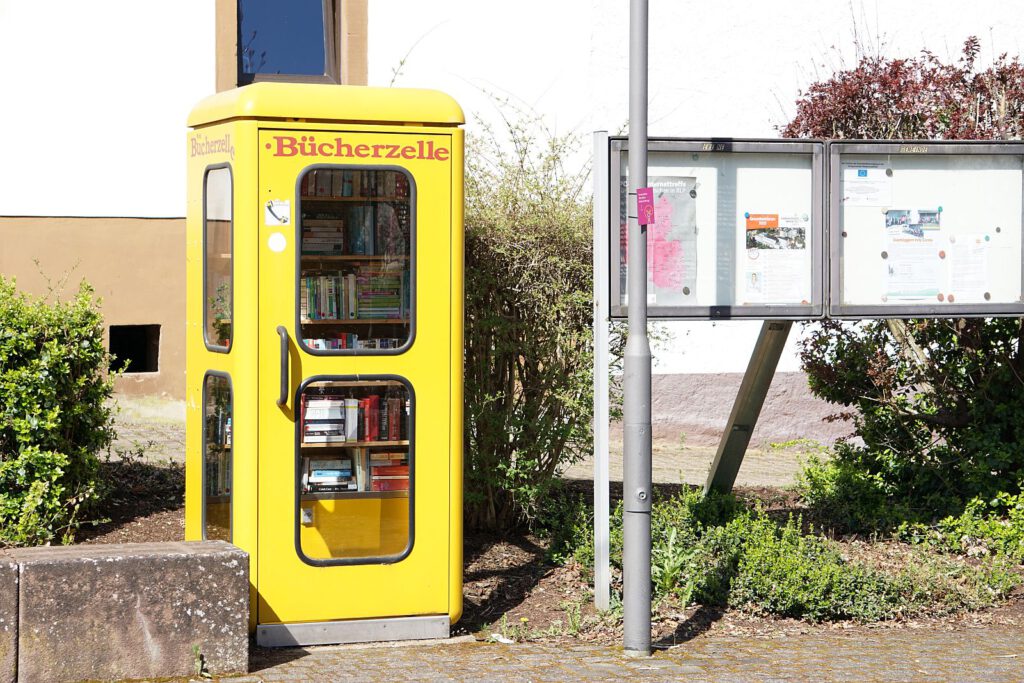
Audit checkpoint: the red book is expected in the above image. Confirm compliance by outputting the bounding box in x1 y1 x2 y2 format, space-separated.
365 395 380 441
371 465 409 477
371 478 409 492
387 397 402 441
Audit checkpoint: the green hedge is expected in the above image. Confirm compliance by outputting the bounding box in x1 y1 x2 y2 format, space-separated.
0 277 116 546
463 116 594 531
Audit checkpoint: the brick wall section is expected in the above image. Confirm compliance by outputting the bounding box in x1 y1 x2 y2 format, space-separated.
648 372 852 447
1 541 247 683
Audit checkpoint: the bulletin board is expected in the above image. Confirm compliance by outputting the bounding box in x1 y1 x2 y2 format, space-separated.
830 142 1024 318
608 138 826 320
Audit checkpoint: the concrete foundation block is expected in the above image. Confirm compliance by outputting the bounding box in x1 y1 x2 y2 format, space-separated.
9 541 247 682
0 561 17 683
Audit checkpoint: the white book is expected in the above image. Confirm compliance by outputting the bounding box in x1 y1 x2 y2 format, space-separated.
344 398 360 440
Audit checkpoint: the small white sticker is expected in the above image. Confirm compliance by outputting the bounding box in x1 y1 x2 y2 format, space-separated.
268 232 287 252
265 199 290 225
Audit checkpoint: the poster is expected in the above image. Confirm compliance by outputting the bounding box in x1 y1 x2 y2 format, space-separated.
842 160 893 207
619 175 697 306
742 213 810 303
882 207 946 301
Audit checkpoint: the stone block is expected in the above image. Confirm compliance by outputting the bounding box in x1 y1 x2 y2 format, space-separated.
10 541 247 682
0 561 17 683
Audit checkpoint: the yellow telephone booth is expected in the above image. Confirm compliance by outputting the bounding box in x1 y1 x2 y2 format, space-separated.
184 83 464 646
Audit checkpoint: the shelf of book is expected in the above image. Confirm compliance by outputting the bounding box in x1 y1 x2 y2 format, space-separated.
301 490 409 501
301 318 408 326
300 255 409 261
301 196 408 203
304 379 405 389
300 440 410 449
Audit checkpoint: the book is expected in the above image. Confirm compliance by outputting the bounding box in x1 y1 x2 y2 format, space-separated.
371 477 409 492
370 464 409 477
364 395 380 441
344 398 360 441
315 170 332 197
387 397 402 440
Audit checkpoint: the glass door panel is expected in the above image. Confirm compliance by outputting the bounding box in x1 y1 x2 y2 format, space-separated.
297 168 413 353
297 378 413 563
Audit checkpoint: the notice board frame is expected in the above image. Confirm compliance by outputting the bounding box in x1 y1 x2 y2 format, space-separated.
607 137 826 321
828 140 1024 319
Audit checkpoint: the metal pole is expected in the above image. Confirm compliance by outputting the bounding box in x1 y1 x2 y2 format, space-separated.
592 131 611 612
623 0 652 658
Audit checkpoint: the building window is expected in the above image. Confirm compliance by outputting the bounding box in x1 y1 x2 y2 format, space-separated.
109 325 160 373
237 0 341 85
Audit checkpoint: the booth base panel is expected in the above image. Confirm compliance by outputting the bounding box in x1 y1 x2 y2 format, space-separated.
256 615 450 647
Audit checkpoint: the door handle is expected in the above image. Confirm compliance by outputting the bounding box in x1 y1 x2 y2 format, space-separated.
276 325 289 407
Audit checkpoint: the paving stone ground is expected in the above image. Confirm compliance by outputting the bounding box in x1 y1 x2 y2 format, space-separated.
224 626 1024 682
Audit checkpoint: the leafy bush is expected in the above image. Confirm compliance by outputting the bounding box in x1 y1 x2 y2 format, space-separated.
463 112 594 530
563 487 1017 622
785 40 1024 525
729 515 904 621
900 491 1024 561
0 277 116 546
796 449 915 533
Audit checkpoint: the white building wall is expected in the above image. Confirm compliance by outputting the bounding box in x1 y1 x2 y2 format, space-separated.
0 0 215 218
368 0 1024 373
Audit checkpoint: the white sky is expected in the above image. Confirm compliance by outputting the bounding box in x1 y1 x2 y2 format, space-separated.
367 1 1024 373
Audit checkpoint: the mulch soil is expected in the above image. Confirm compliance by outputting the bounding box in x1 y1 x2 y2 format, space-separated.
73 470 1024 646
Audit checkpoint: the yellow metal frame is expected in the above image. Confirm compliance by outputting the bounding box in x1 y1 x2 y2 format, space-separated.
185 83 464 632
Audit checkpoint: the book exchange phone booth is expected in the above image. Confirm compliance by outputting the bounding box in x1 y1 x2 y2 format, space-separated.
184 83 465 646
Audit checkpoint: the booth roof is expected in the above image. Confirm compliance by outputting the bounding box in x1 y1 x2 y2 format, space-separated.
188 82 465 128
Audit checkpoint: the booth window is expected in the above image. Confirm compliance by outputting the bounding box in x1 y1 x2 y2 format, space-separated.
237 0 341 84
296 377 413 565
204 166 233 351
203 373 233 541
296 167 414 354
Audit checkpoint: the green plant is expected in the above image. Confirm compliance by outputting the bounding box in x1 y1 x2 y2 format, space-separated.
561 599 584 636
192 644 212 679
462 107 595 531
900 491 1024 561
796 449 913 532
208 281 232 348
729 514 903 622
494 614 533 643
560 487 1018 623
0 277 118 546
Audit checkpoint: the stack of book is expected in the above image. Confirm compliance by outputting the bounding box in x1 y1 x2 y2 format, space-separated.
304 457 356 492
302 218 346 255
306 334 360 350
302 395 347 444
369 452 409 492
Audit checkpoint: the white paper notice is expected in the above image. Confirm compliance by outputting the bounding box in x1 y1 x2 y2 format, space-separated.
742 213 810 304
884 235 944 301
948 234 990 302
842 161 893 207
